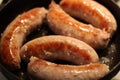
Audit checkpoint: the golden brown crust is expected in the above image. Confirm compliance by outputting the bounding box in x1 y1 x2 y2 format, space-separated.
0 7 47 70
20 35 99 65
47 2 110 49
60 0 117 35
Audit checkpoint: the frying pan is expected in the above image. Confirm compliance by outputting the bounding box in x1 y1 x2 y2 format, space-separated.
0 0 120 80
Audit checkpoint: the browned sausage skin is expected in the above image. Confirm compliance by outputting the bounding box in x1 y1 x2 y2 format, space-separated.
20 35 99 65
0 7 47 70
47 1 110 49
28 57 109 80
60 0 117 35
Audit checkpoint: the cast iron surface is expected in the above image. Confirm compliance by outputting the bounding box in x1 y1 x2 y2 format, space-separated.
0 0 120 80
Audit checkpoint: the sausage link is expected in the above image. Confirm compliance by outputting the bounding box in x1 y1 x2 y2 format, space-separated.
28 57 109 80
0 7 47 70
47 1 110 49
60 0 117 35
20 35 99 65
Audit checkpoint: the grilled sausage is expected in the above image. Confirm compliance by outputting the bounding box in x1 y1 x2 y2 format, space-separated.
0 7 47 70
20 35 99 64
47 1 110 49
60 0 117 35
28 57 109 80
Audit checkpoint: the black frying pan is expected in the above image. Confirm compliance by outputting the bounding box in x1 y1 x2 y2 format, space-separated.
0 0 120 80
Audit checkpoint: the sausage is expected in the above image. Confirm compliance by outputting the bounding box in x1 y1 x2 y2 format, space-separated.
20 35 99 65
0 7 47 70
28 57 109 80
47 1 110 49
60 0 117 35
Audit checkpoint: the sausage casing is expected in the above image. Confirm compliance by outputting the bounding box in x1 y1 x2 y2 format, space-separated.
0 7 47 70
60 0 117 35
28 57 109 80
47 2 110 49
20 35 99 65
